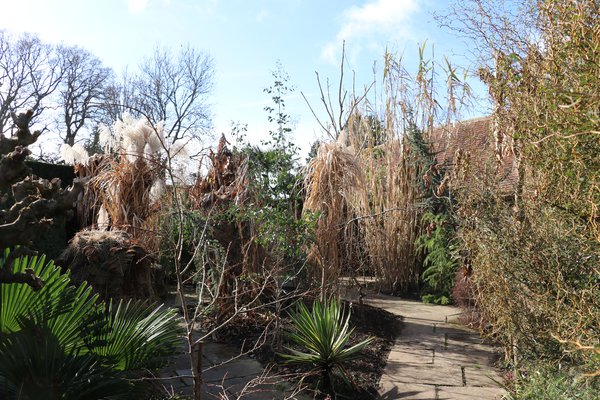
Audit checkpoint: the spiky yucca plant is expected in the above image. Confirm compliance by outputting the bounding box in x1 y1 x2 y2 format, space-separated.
282 298 373 392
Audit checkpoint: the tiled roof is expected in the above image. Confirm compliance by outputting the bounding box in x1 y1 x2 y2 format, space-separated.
430 116 518 194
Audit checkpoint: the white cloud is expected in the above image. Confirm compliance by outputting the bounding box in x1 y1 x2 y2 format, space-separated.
320 42 338 66
195 0 220 14
321 0 420 64
127 0 149 14
339 0 419 40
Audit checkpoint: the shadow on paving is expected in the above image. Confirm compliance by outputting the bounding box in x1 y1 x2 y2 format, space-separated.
156 287 504 399
155 339 309 399
151 288 312 399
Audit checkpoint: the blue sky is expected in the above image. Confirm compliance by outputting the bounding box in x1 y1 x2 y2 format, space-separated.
0 0 486 157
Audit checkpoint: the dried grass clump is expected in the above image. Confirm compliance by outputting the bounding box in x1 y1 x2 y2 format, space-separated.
190 134 249 210
89 156 159 235
353 137 422 294
303 133 422 294
303 46 469 294
58 230 158 300
68 114 169 254
97 114 166 229
57 115 171 301
303 141 365 289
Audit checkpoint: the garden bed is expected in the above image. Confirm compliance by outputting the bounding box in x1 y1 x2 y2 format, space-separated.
210 301 402 399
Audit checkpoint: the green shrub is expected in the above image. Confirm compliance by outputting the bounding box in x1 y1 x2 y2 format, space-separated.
451 0 599 368
508 362 600 400
0 248 182 399
416 212 458 304
157 207 207 280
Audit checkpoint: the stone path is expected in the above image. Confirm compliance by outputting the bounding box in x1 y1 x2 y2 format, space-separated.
158 340 303 399
362 293 506 400
157 289 308 399
159 289 506 399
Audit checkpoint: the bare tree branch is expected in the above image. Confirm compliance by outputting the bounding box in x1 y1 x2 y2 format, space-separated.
55 44 112 146
0 31 63 135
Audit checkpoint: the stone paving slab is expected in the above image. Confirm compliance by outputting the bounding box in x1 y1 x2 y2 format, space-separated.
386 348 436 365
378 382 505 400
358 293 506 400
382 364 463 386
202 342 248 366
378 382 438 400
202 359 263 383
438 385 505 399
156 340 313 399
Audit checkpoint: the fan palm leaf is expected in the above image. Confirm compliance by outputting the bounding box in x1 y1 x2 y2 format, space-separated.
0 248 183 398
92 299 181 371
0 249 74 334
0 320 136 400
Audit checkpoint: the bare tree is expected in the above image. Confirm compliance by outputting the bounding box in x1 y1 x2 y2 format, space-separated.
435 0 536 64
55 44 112 146
97 68 139 125
134 45 214 146
0 31 63 135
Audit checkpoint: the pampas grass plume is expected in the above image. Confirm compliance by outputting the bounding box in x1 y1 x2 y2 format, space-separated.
60 143 89 165
168 141 190 159
149 179 166 203
99 123 120 153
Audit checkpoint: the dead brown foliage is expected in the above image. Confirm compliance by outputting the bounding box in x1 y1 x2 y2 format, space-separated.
303 142 364 290
58 230 158 300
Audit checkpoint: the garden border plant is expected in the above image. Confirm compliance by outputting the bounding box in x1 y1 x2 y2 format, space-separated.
0 248 182 399
439 0 599 395
302 42 472 298
153 64 318 399
281 297 374 396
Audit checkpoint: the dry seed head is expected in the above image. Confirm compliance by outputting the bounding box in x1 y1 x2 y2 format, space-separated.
149 179 166 203
60 143 90 166
168 140 190 159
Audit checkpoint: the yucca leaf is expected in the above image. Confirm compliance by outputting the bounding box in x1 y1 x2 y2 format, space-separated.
281 297 374 387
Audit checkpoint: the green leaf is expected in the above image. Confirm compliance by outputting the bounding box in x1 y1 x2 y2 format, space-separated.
0 248 184 397
280 298 374 387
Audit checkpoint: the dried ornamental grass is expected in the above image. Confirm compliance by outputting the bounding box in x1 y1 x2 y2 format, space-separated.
304 121 426 294
63 114 170 253
303 141 364 290
301 45 469 295
352 137 422 294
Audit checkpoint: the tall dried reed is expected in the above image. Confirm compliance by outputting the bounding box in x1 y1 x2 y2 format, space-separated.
351 138 422 294
303 141 364 291
303 47 468 294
